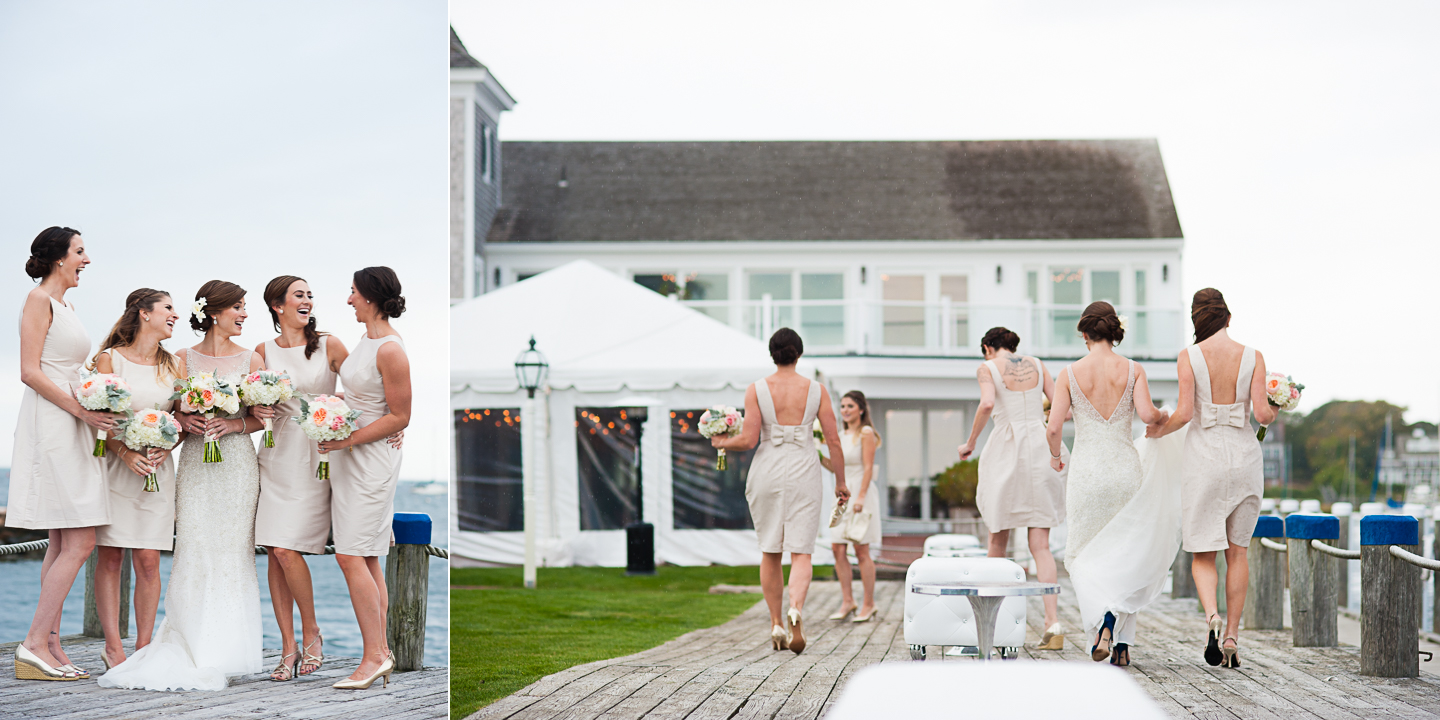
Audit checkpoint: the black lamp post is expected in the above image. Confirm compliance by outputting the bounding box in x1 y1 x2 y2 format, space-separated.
514 336 548 589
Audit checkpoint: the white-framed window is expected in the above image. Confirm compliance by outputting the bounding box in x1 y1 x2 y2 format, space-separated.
876 270 971 349
479 123 493 183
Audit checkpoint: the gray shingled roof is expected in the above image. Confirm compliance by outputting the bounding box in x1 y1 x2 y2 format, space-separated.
487 140 1183 243
450 27 483 69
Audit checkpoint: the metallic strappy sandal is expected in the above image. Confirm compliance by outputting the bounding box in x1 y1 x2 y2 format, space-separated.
270 651 298 682
299 634 325 675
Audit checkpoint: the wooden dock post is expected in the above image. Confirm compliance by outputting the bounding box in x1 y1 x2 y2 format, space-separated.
1332 502 1352 609
1286 513 1339 647
82 548 131 639
386 512 431 672
1361 514 1421 678
1244 516 1285 631
1171 549 1197 599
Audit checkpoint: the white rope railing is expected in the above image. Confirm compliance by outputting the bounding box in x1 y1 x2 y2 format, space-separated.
1311 539 1361 560
1259 538 1288 552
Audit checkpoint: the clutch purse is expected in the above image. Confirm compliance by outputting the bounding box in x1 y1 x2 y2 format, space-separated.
829 499 848 528
842 509 871 543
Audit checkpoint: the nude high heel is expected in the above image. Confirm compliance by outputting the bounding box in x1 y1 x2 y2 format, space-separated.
770 625 789 650
1204 614 1223 666
1038 623 1065 650
1221 637 1240 668
332 653 394 690
787 608 806 654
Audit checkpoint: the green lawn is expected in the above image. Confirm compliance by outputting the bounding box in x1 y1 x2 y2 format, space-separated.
450 565 831 718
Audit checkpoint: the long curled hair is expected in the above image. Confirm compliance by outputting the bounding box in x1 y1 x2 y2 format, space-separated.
264 275 324 359
841 390 882 446
91 288 181 382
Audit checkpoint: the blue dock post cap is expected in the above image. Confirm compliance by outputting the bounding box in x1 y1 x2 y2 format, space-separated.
1360 514 1419 546
1284 513 1339 541
393 512 432 545
1253 515 1284 538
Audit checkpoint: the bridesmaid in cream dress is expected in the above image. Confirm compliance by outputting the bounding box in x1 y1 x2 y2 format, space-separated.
1152 288 1276 669
711 328 849 655
252 275 345 682
957 327 1067 645
8 228 119 682
818 391 881 624
318 267 412 690
91 289 187 670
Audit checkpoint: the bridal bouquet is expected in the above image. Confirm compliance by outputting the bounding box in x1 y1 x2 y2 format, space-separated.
172 372 241 462
117 407 181 492
812 418 826 453
294 394 361 479
238 370 294 448
698 405 743 470
75 371 134 456
1257 372 1304 441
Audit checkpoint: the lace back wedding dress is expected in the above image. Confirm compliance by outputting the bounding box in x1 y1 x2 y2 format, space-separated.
1065 360 1185 647
98 349 263 691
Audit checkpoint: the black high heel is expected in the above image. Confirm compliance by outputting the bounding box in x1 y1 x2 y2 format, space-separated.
1221 637 1240 668
1091 612 1116 662
1204 614 1223 666
1110 643 1130 667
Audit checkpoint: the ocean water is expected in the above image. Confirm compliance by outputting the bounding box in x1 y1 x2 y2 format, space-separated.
0 472 449 667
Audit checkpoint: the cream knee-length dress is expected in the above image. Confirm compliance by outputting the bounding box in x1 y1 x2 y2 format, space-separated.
1180 345 1263 553
745 379 823 555
6 296 108 530
975 357 1067 533
95 349 178 550
330 334 403 557
255 339 336 554
823 427 881 546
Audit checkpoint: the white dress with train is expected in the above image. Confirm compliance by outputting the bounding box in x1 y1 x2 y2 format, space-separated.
1064 361 1186 646
98 349 263 691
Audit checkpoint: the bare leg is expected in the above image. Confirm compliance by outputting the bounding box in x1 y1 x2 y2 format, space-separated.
1191 550 1220 621
759 552 785 626
28 527 95 668
266 548 299 671
1028 528 1059 627
94 545 126 665
987 528 1011 558
1223 543 1249 642
270 547 323 672
131 549 161 650
365 557 389 657
336 554 389 681
787 553 814 612
831 544 856 614
854 544 877 616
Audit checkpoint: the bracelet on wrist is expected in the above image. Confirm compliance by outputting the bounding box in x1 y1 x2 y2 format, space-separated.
1050 450 1062 459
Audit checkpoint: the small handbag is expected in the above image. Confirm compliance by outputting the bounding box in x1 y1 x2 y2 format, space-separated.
829 499 848 528
842 507 871 543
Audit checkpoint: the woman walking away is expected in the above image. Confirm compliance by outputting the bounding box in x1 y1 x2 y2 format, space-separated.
819 390 881 624
1151 288 1275 669
9 227 115 681
957 327 1066 648
1047 302 1185 668
712 328 849 654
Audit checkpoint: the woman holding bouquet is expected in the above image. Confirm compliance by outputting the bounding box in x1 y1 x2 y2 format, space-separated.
8 227 116 681
817 390 881 624
99 280 267 691
318 267 412 690
711 328 848 654
1150 288 1275 669
90 289 187 670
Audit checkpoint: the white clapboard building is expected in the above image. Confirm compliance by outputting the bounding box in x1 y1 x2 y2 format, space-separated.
451 33 1188 565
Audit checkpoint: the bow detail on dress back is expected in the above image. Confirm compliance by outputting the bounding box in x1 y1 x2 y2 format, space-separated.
1198 402 1247 429
755 377 822 449
769 424 809 447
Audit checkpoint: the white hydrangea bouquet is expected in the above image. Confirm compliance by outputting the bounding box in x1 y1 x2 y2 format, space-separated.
697 405 743 470
172 371 241 462
238 370 294 448
75 371 134 456
118 407 181 492
294 394 362 479
1257 372 1304 441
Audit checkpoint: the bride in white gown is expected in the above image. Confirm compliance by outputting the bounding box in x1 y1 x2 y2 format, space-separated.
100 281 264 691
1045 301 1186 666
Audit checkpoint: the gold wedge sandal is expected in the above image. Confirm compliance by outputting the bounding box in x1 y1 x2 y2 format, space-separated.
1038 623 1065 650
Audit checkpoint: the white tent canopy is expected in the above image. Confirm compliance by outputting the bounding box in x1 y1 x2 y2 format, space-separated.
450 260 832 568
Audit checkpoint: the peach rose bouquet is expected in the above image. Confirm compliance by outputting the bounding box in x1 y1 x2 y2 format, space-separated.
75 371 134 456
294 394 361 479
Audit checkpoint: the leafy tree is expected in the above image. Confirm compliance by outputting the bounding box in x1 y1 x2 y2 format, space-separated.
1282 400 1413 494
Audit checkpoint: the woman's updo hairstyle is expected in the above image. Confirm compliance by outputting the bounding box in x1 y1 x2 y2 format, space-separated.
980 326 1020 353
190 280 247 334
264 275 324 359
27 226 80 280
769 327 803 366
1191 288 1231 343
354 266 406 318
1077 301 1124 346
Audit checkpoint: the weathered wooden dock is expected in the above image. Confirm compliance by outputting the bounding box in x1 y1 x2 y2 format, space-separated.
468 578 1440 719
0 636 447 719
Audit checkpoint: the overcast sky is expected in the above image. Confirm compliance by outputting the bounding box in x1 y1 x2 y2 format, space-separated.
453 0 1440 423
0 0 449 477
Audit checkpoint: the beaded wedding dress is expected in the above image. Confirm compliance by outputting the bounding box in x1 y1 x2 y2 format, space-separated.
1064 360 1186 646
99 349 263 691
